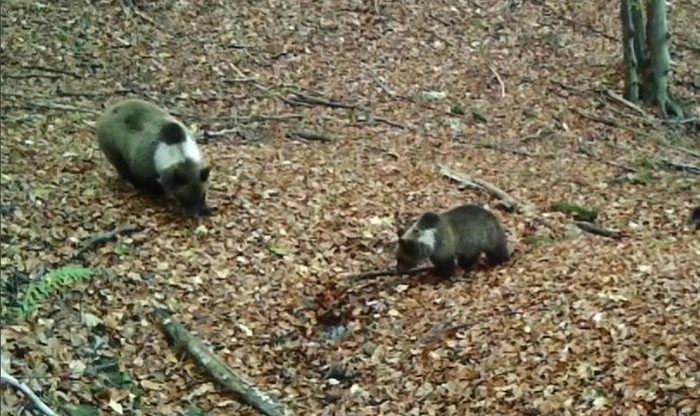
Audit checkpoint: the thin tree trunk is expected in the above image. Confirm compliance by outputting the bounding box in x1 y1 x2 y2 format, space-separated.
621 0 639 101
646 0 683 118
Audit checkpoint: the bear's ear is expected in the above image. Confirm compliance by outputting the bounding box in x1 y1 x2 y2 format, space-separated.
159 121 187 145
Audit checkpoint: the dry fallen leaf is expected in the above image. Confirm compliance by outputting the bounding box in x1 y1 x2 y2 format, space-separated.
0 1 697 415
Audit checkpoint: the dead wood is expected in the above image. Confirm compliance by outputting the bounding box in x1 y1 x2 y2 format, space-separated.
3 73 61 80
571 108 649 138
287 129 336 143
72 224 141 260
489 67 506 98
0 373 57 416
436 164 520 212
575 221 625 239
520 128 555 144
287 91 357 109
22 65 82 79
154 309 294 416
677 147 700 159
367 69 397 97
658 159 700 175
476 142 554 159
373 117 413 130
603 89 649 117
574 138 638 173
9 101 100 115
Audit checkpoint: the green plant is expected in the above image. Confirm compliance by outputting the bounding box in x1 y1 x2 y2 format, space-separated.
15 266 93 315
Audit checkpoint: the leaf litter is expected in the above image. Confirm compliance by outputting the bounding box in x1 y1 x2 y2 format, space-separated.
1 0 699 415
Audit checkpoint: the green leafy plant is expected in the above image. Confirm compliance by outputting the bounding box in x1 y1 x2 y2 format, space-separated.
16 266 93 315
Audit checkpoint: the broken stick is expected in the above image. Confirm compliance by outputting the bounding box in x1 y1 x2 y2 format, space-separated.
575 221 625 239
72 224 141 260
0 372 57 416
436 164 520 212
154 309 293 416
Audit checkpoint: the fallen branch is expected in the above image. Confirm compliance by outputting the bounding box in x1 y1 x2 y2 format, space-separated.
571 108 649 138
154 309 293 416
476 142 553 159
344 266 434 282
367 69 396 97
288 91 357 109
55 86 102 98
72 224 141 260
251 83 303 107
22 65 81 79
366 69 458 117
11 101 100 115
374 117 413 130
658 159 700 175
677 147 700 159
3 73 61 80
365 145 399 159
520 128 555 144
575 221 625 239
437 164 520 212
489 67 505 98
0 373 57 416
575 138 638 173
603 89 648 117
287 129 337 143
126 5 169 34
200 127 239 139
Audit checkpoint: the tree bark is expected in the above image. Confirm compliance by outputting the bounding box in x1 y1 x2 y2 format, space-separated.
621 0 639 101
646 0 683 118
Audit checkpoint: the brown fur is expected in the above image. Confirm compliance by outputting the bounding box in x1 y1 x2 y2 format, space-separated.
96 99 210 216
396 204 509 278
690 205 700 230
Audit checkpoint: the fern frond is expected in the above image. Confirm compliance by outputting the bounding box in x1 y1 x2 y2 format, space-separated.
12 266 94 317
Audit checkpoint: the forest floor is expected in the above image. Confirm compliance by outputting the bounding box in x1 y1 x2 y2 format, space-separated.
1 0 699 415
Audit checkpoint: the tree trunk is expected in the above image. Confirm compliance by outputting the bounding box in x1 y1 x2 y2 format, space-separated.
620 0 639 101
621 0 684 119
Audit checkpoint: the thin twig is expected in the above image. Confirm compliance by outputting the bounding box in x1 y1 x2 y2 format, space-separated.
657 159 700 175
571 107 649 138
367 69 396 97
677 147 700 159
374 117 413 130
3 73 61 80
603 89 648 117
72 224 141 260
289 91 357 109
131 7 169 34
520 129 554 143
476 142 553 159
200 127 239 139
224 78 258 84
56 86 101 98
287 129 337 143
22 65 81 79
575 221 625 239
8 102 100 115
251 83 303 107
489 67 505 98
0 373 57 416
